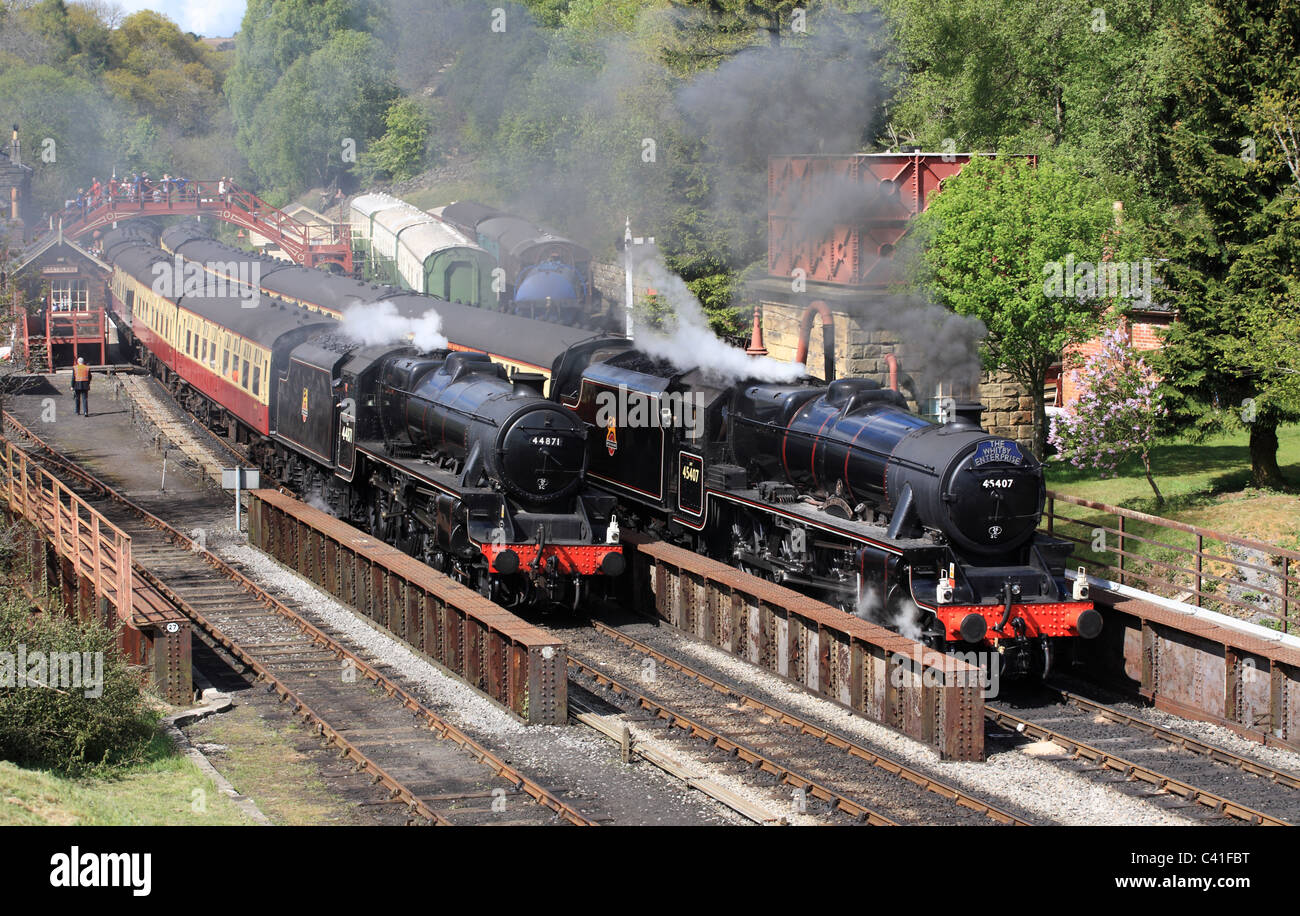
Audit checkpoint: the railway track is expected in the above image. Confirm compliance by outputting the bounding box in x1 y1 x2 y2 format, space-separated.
1041 682 1300 791
984 703 1293 826
3 411 595 826
583 620 1032 825
111 371 249 485
564 621 1043 826
567 651 899 825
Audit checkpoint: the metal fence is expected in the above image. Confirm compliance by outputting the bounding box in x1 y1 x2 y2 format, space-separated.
0 438 133 621
1043 490 1299 633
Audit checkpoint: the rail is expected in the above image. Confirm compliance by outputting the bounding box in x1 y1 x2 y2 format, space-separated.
627 536 986 761
0 437 132 621
1043 490 1299 632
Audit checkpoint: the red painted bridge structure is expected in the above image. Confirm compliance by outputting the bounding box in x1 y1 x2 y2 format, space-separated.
50 179 352 273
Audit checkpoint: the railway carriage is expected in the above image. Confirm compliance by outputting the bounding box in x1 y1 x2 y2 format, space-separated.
159 224 625 393
349 193 494 305
441 200 599 324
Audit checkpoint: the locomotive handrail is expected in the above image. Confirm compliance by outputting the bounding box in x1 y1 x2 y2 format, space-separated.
1043 489 1297 631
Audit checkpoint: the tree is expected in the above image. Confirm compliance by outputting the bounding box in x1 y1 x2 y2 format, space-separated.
225 0 378 129
241 30 396 195
103 11 227 137
879 0 1193 201
359 98 432 183
0 63 111 214
908 155 1120 456
1151 0 1300 489
1049 326 1166 504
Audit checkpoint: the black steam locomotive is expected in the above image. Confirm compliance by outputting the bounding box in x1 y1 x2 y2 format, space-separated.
568 351 1099 677
103 229 623 609
113 226 1097 672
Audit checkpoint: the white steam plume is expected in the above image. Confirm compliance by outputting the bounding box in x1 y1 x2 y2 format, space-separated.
855 585 924 642
340 300 447 352
634 257 805 384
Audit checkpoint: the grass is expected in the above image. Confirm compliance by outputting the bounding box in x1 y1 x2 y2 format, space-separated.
183 700 364 825
0 732 255 826
1043 426 1300 628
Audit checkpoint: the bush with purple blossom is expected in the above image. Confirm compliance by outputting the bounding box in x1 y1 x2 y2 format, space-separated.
1048 326 1167 505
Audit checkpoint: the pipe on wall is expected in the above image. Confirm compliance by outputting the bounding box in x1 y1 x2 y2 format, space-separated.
794 299 835 382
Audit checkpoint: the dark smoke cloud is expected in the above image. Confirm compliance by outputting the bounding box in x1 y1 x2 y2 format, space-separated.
366 1 985 392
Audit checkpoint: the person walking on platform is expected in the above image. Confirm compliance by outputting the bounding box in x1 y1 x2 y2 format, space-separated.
72 358 92 417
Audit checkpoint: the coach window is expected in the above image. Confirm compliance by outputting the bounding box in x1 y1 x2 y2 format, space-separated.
185 329 192 355
241 358 250 389
222 345 230 375
252 365 260 397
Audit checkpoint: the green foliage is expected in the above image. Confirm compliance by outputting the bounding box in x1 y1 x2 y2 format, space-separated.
1149 0 1300 488
663 251 743 337
0 62 110 212
241 29 397 195
359 98 433 183
880 0 1192 193
225 0 378 128
102 11 228 137
0 586 156 775
909 156 1119 455
0 1 241 213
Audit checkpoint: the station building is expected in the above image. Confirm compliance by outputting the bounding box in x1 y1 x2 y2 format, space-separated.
8 228 111 370
743 152 1176 450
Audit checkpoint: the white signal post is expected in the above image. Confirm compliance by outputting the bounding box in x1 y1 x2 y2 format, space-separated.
222 467 261 537
623 217 655 340
624 218 634 339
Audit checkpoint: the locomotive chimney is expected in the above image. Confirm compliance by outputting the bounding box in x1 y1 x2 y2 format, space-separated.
511 371 546 397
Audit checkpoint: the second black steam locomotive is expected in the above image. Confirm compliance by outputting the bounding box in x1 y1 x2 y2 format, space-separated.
569 351 1099 677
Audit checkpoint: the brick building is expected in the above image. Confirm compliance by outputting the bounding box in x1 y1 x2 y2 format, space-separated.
1059 295 1175 404
742 152 1040 445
